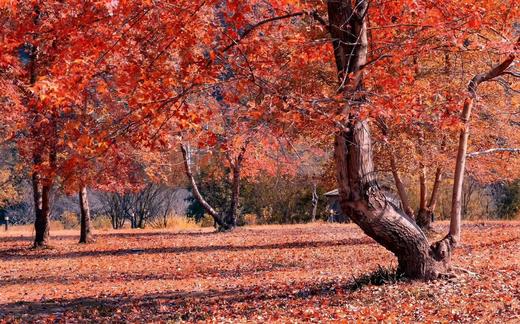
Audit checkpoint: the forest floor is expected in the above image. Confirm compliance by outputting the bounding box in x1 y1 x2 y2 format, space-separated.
0 221 519 323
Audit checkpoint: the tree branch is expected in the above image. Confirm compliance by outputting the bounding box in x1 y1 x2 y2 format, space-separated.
221 12 306 53
467 37 520 97
467 148 520 158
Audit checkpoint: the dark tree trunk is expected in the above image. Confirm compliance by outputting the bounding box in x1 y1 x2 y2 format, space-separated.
33 170 51 248
328 0 452 279
79 186 93 243
419 165 428 213
311 182 318 222
138 215 145 229
28 24 51 248
224 165 241 229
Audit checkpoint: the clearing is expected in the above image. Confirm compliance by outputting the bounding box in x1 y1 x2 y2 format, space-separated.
0 222 519 322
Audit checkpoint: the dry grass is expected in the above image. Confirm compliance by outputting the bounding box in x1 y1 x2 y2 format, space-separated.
0 221 519 322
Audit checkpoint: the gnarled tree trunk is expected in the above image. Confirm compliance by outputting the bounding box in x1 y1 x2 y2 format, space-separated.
79 186 93 243
328 0 452 280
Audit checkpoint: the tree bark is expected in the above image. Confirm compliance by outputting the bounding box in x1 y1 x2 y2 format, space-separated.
225 165 241 228
419 165 427 212
79 186 93 243
33 169 51 248
389 154 414 218
417 167 443 230
328 0 452 280
311 182 318 222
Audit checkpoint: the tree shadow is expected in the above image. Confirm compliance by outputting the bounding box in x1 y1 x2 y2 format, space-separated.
0 237 373 261
0 230 213 243
0 260 304 287
0 272 384 321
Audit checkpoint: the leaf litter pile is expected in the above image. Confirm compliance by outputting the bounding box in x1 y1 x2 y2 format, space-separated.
1 222 519 322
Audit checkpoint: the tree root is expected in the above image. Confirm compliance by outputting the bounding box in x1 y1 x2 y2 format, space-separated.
452 266 479 276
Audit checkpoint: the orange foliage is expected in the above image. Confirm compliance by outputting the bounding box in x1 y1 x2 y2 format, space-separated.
1 222 519 321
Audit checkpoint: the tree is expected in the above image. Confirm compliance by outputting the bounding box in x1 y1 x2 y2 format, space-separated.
78 186 93 243
325 0 519 279
449 43 518 242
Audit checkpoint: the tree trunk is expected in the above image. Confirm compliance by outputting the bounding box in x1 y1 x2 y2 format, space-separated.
225 165 241 229
328 0 451 280
389 154 414 218
428 167 443 214
419 165 428 212
79 186 93 243
28 28 51 248
449 98 472 244
311 182 318 222
33 171 51 248
449 43 517 245
376 118 414 219
417 167 443 230
180 143 230 230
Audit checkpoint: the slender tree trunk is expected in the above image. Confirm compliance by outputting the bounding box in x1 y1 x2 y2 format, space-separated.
449 44 517 244
328 0 452 279
28 23 50 248
428 167 443 213
311 182 318 222
449 98 472 243
417 167 443 230
376 118 414 219
389 154 414 218
419 165 428 212
225 165 241 228
180 144 229 230
79 186 93 243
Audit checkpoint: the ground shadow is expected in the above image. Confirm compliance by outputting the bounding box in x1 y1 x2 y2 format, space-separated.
0 230 213 243
0 259 304 287
0 237 374 261
0 268 396 321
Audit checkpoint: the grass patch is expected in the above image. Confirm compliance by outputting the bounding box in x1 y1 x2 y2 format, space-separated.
348 265 405 291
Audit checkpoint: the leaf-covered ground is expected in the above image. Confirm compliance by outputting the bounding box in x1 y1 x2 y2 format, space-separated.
1 222 519 323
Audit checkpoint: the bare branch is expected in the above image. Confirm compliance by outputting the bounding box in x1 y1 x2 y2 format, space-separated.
467 148 520 158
